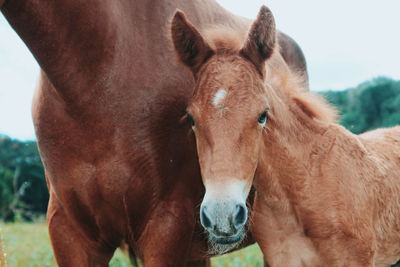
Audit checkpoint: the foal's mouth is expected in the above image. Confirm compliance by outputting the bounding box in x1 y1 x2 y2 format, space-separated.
209 230 245 244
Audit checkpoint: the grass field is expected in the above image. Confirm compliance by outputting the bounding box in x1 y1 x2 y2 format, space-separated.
0 223 263 267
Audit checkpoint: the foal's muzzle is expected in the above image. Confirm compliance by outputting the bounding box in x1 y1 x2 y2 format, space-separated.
200 202 248 244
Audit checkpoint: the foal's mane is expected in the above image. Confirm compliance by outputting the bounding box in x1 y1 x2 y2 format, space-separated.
266 62 338 124
203 25 338 124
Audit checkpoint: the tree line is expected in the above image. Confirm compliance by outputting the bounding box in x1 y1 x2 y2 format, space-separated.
322 77 400 134
1 77 400 221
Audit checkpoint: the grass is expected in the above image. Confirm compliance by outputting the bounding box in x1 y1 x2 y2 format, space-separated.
0 223 263 267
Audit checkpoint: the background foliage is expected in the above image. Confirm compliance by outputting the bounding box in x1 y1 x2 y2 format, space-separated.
0 137 47 222
322 77 400 133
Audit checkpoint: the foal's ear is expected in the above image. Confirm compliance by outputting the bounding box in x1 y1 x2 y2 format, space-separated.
240 6 276 76
171 10 214 74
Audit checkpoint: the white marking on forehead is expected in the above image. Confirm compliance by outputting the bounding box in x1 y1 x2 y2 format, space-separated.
212 88 228 107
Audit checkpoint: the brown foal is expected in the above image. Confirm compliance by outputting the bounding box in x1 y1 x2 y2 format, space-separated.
172 5 400 266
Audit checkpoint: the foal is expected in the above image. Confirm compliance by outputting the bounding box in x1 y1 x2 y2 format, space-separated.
171 6 400 266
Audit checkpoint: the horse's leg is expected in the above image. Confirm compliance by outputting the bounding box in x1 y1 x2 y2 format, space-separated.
47 191 115 267
186 259 211 267
139 200 197 267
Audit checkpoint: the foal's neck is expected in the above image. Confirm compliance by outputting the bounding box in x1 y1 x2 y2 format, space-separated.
255 80 334 200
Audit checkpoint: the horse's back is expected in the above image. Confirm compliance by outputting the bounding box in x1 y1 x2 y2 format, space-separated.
360 126 400 162
278 32 309 89
359 126 400 189
359 126 400 265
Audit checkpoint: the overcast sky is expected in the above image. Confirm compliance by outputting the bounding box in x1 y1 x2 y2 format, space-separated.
1 0 400 140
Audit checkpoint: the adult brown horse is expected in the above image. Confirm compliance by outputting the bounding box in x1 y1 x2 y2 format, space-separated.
172 5 400 267
1 1 308 266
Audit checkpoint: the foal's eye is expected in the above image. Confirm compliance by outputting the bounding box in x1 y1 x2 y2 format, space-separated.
187 114 195 127
258 111 268 125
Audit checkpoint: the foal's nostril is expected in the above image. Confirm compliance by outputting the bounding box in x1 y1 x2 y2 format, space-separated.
233 204 247 228
200 207 213 230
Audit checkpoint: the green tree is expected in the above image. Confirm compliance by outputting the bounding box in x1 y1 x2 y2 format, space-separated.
0 136 47 221
322 77 400 134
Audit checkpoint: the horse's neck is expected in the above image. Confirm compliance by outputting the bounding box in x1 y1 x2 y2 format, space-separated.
261 59 330 164
2 0 122 103
255 87 333 200
1 0 238 102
